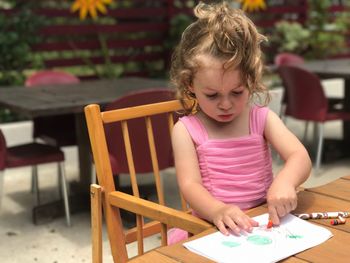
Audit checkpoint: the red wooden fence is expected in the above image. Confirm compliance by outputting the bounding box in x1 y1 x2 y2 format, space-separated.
1 0 349 79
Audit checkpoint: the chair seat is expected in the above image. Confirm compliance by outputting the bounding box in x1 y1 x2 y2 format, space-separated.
0 129 71 226
325 111 350 122
6 143 64 168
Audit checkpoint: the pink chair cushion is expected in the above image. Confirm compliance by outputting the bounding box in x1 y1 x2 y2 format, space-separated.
25 70 80 87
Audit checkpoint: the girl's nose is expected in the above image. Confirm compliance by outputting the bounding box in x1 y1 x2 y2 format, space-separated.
218 97 233 110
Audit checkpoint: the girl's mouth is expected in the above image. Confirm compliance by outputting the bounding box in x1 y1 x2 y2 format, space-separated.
218 114 233 120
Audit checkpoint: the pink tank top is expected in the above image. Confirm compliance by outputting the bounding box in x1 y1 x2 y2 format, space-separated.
180 105 273 210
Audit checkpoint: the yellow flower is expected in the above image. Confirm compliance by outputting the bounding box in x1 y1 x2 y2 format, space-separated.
71 0 113 20
239 0 266 12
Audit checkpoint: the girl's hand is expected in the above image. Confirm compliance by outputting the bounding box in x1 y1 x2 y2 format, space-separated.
212 204 259 236
267 181 297 225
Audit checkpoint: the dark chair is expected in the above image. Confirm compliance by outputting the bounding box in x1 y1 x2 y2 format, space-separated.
97 88 178 190
25 70 80 147
277 65 350 172
0 129 71 226
274 53 343 140
274 53 305 120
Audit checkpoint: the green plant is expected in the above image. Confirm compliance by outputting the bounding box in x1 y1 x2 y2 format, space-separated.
268 0 348 60
269 21 311 54
0 2 44 122
0 3 43 85
306 0 348 58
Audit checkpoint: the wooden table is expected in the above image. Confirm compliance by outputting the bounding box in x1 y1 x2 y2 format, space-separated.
0 77 169 221
0 77 169 190
130 177 350 262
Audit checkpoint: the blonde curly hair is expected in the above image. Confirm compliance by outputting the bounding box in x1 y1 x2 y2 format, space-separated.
170 1 269 114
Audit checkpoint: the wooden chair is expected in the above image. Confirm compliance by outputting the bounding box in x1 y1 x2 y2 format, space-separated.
85 99 212 262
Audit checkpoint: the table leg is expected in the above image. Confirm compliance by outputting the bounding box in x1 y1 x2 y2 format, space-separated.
32 113 92 224
75 112 92 192
343 78 350 142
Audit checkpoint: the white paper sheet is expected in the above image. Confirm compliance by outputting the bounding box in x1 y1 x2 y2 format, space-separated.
183 213 333 263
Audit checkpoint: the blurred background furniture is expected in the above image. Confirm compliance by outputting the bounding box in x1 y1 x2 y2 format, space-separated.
274 53 305 123
25 70 80 196
0 77 169 193
25 70 80 147
274 52 305 66
0 128 71 226
277 65 350 172
85 98 210 262
100 88 177 190
275 53 344 141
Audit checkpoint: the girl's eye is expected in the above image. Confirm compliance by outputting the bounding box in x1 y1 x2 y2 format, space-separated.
205 93 218 99
232 90 243 96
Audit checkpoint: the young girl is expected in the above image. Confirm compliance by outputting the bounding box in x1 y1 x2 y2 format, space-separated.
169 2 311 243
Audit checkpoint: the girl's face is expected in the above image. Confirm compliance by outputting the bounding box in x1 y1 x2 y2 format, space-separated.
189 55 249 123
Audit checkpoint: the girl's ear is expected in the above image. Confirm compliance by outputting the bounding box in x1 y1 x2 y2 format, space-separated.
188 85 195 93
185 86 196 98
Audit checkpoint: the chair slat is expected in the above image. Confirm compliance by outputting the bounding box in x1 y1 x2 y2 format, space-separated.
145 116 164 205
121 120 139 197
120 120 145 255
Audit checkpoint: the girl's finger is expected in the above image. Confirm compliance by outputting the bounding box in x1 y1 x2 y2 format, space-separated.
216 221 229 236
224 217 241 236
276 204 287 218
249 218 259 227
268 205 280 225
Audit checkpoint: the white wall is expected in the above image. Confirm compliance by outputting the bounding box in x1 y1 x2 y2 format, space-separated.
0 121 33 146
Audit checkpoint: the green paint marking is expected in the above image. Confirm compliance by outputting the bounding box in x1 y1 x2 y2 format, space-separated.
221 241 241 248
247 235 272 245
288 235 303 239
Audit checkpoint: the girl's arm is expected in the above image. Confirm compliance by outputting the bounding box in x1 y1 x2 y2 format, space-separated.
264 110 312 224
172 121 257 235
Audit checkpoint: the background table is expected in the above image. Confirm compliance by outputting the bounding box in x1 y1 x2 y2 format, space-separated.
0 77 169 190
140 177 350 262
0 77 169 220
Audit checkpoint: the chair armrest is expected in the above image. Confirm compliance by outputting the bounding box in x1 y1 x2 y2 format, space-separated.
108 191 212 234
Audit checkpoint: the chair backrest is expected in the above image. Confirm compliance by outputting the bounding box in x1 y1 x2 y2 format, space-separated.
85 98 211 262
103 88 177 175
277 65 328 121
25 70 80 87
274 52 305 66
274 53 305 107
